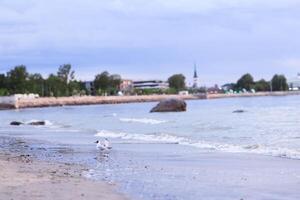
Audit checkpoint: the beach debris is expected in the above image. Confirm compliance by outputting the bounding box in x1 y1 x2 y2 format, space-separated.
28 121 46 126
10 121 24 126
95 138 112 151
233 109 246 113
150 98 187 112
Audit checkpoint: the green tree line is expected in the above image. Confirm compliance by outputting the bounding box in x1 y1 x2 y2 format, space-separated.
0 65 122 97
0 65 291 97
0 64 87 97
227 73 289 92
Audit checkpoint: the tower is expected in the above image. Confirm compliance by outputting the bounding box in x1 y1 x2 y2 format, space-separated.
193 64 198 88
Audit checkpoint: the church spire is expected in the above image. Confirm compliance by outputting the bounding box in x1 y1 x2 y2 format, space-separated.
193 63 198 88
193 63 198 78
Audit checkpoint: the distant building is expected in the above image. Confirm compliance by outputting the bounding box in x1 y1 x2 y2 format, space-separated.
120 79 133 92
193 64 198 88
288 73 300 90
221 83 236 91
84 81 95 95
178 90 189 95
207 84 223 94
133 80 169 90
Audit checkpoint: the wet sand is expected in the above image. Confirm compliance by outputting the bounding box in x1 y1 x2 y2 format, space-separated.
0 137 128 200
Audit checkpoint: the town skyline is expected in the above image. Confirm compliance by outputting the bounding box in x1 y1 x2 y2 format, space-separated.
1 63 299 88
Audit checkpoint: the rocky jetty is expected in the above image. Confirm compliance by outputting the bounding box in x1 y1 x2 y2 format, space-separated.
0 94 201 110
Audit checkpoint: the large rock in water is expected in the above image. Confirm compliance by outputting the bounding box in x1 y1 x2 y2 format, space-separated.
150 98 187 113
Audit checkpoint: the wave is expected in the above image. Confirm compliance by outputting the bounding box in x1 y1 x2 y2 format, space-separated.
95 130 300 159
95 130 181 144
119 118 167 125
191 142 300 160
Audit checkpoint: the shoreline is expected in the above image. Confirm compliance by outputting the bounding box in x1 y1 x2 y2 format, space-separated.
0 91 300 110
0 136 128 200
1 94 204 110
207 90 300 99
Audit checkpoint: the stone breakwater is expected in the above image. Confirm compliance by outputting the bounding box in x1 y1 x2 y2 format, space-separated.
1 91 300 110
0 94 204 109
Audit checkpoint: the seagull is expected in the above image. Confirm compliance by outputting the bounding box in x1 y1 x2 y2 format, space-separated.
95 139 112 151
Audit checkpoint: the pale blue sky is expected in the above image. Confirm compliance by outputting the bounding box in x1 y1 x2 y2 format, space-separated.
0 0 300 86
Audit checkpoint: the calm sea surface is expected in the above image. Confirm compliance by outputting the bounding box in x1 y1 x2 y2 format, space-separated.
1 95 300 199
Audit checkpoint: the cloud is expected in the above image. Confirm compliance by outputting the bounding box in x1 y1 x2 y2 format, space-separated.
0 0 300 84
278 58 300 69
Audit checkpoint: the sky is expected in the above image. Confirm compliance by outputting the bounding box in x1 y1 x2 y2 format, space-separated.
0 0 300 86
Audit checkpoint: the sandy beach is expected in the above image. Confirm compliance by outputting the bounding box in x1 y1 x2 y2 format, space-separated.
1 95 300 199
0 137 128 200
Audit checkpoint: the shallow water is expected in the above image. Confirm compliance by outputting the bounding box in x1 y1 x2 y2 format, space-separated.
1 95 300 199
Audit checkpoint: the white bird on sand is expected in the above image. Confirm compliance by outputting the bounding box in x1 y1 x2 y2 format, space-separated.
95 139 112 151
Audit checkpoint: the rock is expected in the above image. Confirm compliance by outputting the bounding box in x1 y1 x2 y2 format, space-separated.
233 109 246 113
10 121 23 126
28 121 46 126
150 98 187 112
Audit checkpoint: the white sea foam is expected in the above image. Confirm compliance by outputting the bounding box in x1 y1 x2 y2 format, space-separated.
44 120 53 126
119 118 167 125
95 130 300 159
95 130 183 143
190 141 300 160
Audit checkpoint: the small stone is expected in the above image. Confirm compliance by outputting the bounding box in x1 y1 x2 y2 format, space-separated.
10 121 23 126
233 110 246 113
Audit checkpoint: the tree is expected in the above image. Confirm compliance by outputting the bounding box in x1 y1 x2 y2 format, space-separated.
94 71 110 93
168 74 186 91
27 73 45 96
0 74 6 88
55 64 76 96
68 80 83 96
236 73 254 91
44 74 64 97
57 64 74 83
6 65 29 94
254 79 270 92
0 74 8 96
94 71 121 95
110 74 121 89
109 74 121 94
271 74 288 91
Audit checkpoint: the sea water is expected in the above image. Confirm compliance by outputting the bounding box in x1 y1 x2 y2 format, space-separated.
1 95 300 199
